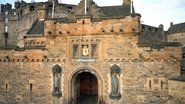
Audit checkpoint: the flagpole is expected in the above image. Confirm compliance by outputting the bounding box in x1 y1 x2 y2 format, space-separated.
85 0 87 15
52 2 55 18
130 0 133 13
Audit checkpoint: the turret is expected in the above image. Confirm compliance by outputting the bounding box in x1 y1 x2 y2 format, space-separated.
170 22 173 27
123 13 141 33
44 20 57 37
15 0 21 9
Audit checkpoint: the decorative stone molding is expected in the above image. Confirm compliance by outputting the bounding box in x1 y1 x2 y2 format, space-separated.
104 57 178 63
0 58 66 63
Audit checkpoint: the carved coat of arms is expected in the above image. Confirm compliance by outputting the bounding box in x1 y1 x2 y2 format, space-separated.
82 45 89 56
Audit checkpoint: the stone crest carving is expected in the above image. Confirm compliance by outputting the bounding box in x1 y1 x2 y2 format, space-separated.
82 45 89 56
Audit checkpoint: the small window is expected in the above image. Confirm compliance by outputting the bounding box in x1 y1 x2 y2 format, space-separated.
30 6 35 12
155 28 158 32
161 81 164 90
142 25 145 30
48 31 52 34
82 20 85 24
182 53 185 58
119 28 123 32
101 28 105 32
68 7 73 12
86 8 89 12
148 27 151 31
59 31 62 34
30 83 33 92
67 31 70 34
132 28 135 32
20 10 23 15
4 81 9 91
48 5 53 11
149 80 152 90
110 27 114 32
5 83 8 91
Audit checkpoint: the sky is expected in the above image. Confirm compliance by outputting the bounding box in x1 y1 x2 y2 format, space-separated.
1 0 185 30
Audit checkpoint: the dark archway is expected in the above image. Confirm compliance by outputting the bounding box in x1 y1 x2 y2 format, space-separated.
71 71 99 104
30 5 35 12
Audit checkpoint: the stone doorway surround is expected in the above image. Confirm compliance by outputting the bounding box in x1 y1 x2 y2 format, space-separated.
68 67 103 104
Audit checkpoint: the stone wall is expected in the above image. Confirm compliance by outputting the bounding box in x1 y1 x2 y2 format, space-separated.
168 80 185 104
17 12 39 47
0 50 53 104
167 32 185 44
7 20 18 46
0 12 38 47
0 8 183 104
0 33 182 104
0 19 19 47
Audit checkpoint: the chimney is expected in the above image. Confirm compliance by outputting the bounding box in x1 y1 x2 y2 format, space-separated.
123 0 131 5
170 22 173 27
159 24 164 30
48 0 58 4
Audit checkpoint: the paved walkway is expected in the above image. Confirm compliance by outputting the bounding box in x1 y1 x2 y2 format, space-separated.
77 94 98 104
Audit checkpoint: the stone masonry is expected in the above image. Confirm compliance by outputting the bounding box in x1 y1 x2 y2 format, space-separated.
0 0 185 104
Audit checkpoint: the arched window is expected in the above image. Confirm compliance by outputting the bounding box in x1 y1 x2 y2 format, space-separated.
68 6 73 12
82 20 85 24
30 6 35 12
52 64 62 97
109 64 121 100
20 10 23 16
48 5 53 12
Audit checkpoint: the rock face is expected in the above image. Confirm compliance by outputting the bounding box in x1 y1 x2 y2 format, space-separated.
0 0 184 104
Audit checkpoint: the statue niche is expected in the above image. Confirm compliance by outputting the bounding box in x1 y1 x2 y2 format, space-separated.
109 64 121 100
73 44 79 58
52 64 62 97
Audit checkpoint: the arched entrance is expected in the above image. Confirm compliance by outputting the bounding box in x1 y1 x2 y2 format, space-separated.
70 69 101 104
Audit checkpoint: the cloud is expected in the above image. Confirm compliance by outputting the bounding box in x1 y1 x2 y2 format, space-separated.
1 0 185 30
59 0 122 6
134 0 185 30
